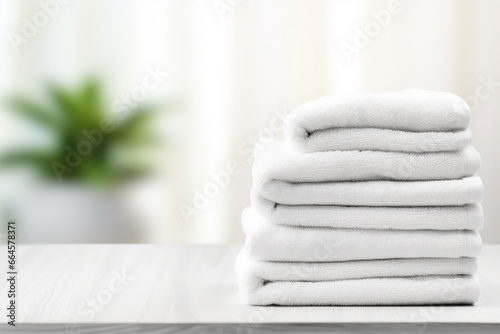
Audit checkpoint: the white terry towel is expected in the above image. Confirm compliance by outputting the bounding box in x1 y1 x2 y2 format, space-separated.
236 249 477 282
284 89 472 153
238 273 480 306
253 174 483 207
236 250 479 305
242 208 482 262
252 193 483 230
253 139 481 183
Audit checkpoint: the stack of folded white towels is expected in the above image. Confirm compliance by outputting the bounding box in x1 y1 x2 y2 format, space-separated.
236 89 483 306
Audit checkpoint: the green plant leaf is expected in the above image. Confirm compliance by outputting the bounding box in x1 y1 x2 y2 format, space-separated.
6 97 60 129
79 79 106 123
48 84 85 128
0 150 59 180
115 108 156 134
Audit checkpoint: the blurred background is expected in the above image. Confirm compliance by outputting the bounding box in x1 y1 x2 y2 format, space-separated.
0 0 499 244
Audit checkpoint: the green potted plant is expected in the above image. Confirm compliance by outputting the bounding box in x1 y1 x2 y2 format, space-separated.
1 79 163 243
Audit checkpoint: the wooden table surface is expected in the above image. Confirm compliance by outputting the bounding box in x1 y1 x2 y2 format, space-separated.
1 244 499 333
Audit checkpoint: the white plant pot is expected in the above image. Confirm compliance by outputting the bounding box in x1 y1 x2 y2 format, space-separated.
6 183 142 243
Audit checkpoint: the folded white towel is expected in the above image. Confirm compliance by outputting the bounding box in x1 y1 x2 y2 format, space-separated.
238 273 480 306
253 173 483 207
236 250 479 305
252 193 483 230
242 208 482 262
254 140 480 183
236 249 477 282
284 89 471 153
286 127 472 153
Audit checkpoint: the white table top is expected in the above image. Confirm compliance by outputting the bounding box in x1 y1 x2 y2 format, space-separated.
2 244 500 325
